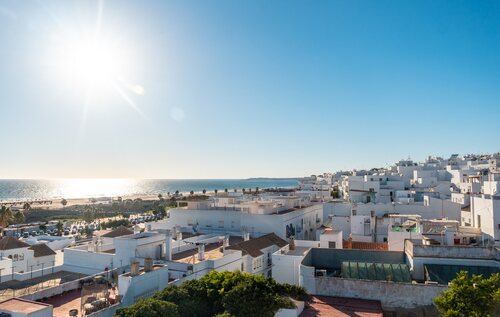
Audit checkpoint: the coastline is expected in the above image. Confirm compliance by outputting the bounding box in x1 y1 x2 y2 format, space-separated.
0 187 298 210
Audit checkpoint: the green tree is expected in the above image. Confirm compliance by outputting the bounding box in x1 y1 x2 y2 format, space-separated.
56 221 64 233
0 206 13 228
434 272 500 317
82 207 96 223
223 274 291 317
152 206 166 218
158 194 163 200
23 202 31 210
13 211 25 224
115 298 179 317
39 224 47 232
125 271 305 317
61 198 68 207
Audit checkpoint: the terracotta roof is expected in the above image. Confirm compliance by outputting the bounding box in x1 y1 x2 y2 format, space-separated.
343 240 388 251
226 233 287 257
101 225 133 238
301 296 383 317
29 244 56 257
0 236 30 250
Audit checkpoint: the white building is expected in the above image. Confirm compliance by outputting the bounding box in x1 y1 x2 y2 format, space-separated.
168 196 324 241
0 237 56 276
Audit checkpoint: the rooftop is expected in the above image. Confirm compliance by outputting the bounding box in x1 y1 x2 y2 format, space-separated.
101 226 134 238
172 236 243 264
284 246 310 257
0 271 86 302
0 298 51 314
29 243 57 257
300 296 383 317
227 233 287 257
0 236 30 250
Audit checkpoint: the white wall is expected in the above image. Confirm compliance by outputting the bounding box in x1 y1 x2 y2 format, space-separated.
63 248 114 274
272 246 307 285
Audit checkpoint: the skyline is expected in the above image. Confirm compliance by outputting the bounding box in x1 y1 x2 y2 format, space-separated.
1 1 500 179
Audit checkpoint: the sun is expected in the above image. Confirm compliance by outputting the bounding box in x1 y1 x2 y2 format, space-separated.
59 36 125 87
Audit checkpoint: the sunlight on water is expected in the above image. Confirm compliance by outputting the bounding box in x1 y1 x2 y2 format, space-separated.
53 178 137 199
0 179 298 201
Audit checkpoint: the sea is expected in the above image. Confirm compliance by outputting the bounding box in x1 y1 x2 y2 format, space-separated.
0 179 299 202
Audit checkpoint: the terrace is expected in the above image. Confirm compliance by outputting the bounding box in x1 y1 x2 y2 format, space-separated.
0 271 85 302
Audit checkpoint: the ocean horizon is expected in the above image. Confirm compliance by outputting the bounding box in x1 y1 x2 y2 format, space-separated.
0 178 299 201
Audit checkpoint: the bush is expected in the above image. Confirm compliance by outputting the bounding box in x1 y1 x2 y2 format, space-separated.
434 272 500 317
117 271 307 317
115 298 179 317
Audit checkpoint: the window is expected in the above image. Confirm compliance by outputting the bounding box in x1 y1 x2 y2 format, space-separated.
328 241 336 248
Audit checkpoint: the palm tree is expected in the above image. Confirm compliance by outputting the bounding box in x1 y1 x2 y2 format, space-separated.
13 211 25 224
224 188 228 193
242 188 246 194
255 187 259 193
190 190 194 196
22 202 31 210
175 190 179 196
234 189 237 193
56 221 64 234
158 194 163 200
0 206 13 228
214 189 218 196
61 198 68 207
202 189 206 195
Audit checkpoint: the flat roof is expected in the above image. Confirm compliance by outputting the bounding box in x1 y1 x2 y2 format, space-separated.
300 296 383 317
0 271 86 302
0 298 51 314
285 246 310 256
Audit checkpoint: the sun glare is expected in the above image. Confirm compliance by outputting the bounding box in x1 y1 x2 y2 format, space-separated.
59 37 125 87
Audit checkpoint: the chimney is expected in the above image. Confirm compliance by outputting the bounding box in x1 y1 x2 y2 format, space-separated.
197 244 205 261
289 237 295 250
130 261 140 276
144 258 153 272
165 230 172 261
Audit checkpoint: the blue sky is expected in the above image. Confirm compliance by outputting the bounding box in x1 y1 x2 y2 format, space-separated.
1 0 499 179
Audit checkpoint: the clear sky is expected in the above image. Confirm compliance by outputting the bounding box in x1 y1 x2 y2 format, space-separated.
1 0 500 179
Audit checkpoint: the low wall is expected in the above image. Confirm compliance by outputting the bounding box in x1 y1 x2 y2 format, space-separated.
0 265 64 283
300 262 447 309
305 276 446 309
410 243 499 260
21 278 81 301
